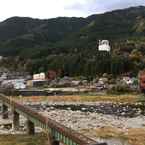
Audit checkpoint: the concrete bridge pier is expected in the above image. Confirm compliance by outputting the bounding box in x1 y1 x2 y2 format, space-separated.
26 119 35 135
13 111 20 130
2 104 8 119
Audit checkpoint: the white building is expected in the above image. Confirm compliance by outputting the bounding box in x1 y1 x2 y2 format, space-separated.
1 79 26 89
98 40 111 52
123 77 133 85
33 72 45 80
0 56 3 60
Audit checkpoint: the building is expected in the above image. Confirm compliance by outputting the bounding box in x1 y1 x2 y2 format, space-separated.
27 80 48 87
47 70 61 80
33 72 45 80
98 40 111 52
1 79 26 89
47 70 57 80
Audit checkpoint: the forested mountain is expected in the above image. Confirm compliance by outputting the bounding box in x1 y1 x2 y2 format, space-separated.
1 6 145 77
0 16 88 56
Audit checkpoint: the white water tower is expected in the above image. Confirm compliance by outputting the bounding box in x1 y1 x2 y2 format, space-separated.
98 40 111 52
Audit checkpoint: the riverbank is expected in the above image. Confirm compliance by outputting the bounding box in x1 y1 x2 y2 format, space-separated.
16 93 143 103
0 133 47 145
8 94 145 145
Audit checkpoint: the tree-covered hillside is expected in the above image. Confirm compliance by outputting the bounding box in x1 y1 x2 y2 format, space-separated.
1 6 145 77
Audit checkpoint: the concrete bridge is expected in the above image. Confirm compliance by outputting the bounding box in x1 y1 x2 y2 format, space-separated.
0 94 107 145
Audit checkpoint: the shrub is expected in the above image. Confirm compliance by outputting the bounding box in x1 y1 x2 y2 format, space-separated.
107 82 131 94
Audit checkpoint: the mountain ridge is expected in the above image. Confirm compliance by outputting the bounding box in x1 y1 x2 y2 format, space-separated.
1 6 145 76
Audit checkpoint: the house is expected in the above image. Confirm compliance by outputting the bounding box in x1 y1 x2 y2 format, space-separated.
1 79 26 89
0 56 3 60
27 80 48 87
13 82 26 89
47 70 61 80
71 80 82 86
123 77 133 85
95 77 108 90
33 72 45 80
58 77 73 87
47 70 57 80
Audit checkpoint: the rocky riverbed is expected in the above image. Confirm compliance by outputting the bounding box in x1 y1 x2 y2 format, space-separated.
0 101 145 145
39 109 145 131
27 101 145 145
25 101 145 130
27 101 145 117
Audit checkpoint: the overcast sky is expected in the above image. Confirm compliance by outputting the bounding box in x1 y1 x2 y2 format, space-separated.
0 0 145 21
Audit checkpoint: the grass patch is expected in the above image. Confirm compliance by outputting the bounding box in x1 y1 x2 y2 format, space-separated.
95 126 123 139
80 94 139 103
125 128 145 145
137 94 145 103
0 133 47 145
15 94 141 103
81 127 145 145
